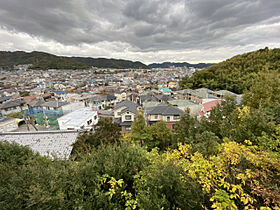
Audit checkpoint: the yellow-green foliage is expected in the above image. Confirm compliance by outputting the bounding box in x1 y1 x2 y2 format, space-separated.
180 47 280 94
164 141 280 209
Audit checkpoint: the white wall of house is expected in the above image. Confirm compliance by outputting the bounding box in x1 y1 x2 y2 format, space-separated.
148 114 180 122
121 111 135 122
149 114 163 121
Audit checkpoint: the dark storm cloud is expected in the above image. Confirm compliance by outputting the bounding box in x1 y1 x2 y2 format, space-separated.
0 0 279 63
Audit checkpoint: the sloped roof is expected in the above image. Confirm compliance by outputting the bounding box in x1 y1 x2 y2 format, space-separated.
0 96 12 103
202 99 221 112
0 130 79 159
148 105 184 116
114 100 139 115
140 94 157 103
214 90 237 96
88 94 116 102
168 100 196 107
156 94 173 102
0 99 25 109
41 101 69 108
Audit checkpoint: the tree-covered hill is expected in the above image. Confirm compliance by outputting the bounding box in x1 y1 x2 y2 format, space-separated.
180 47 280 94
0 51 148 70
148 61 212 69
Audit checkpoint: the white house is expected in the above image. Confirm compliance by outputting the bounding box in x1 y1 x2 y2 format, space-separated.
58 107 99 130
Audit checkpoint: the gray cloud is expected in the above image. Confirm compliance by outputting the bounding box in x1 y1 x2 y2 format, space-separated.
0 0 279 63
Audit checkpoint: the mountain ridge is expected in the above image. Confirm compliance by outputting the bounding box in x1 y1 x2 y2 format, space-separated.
148 62 213 69
0 51 149 70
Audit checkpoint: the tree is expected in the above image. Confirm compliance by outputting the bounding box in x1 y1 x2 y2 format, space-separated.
242 72 280 109
173 109 199 145
72 117 121 155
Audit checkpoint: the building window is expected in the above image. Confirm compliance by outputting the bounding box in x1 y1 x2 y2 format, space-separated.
154 115 158 119
167 116 170 122
125 115 132 120
87 119 92 125
174 115 180 120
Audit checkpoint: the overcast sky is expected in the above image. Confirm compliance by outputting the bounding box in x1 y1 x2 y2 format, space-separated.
0 0 279 64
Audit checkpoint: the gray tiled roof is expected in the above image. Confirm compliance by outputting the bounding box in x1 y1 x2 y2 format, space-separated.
88 94 116 103
41 101 69 108
0 130 79 159
140 94 157 103
114 100 139 114
0 99 25 109
148 105 184 116
0 96 12 103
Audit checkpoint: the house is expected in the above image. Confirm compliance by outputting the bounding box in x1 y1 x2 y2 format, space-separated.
213 90 243 104
168 81 178 90
40 100 70 116
0 99 27 116
155 94 173 103
0 130 79 159
175 88 217 104
199 99 222 118
115 91 128 102
146 104 185 130
0 96 12 104
0 117 18 132
58 107 99 130
87 94 117 110
54 90 70 101
138 93 158 106
113 100 140 133
167 99 203 116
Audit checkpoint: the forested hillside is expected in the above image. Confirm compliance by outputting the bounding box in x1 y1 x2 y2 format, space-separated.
148 61 212 69
180 47 280 94
0 51 148 70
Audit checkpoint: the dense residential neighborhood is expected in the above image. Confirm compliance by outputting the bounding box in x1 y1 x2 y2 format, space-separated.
0 66 242 135
0 66 243 158
0 64 233 155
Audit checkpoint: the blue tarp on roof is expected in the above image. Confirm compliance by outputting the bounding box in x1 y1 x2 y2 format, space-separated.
55 90 69 95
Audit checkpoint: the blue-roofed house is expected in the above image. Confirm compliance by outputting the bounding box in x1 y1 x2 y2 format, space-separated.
54 90 70 101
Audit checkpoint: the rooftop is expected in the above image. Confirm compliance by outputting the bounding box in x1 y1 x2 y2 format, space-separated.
41 100 69 108
0 130 79 159
58 107 98 127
